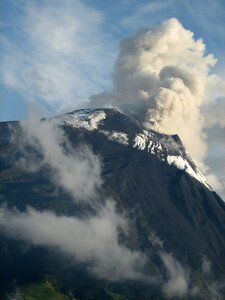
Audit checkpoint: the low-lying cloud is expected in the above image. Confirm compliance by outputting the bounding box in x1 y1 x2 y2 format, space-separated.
160 252 189 298
20 116 101 203
0 114 148 281
149 233 192 298
0 202 146 281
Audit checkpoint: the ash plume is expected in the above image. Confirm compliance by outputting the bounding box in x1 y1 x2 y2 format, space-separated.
90 18 225 197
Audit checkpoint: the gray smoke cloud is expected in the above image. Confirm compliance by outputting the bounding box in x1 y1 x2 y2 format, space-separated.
90 18 225 197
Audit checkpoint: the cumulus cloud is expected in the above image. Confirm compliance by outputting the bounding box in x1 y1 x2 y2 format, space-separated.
0 202 146 281
20 115 102 203
90 18 225 197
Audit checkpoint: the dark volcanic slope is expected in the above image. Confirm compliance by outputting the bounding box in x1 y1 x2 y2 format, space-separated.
63 110 225 274
0 108 225 299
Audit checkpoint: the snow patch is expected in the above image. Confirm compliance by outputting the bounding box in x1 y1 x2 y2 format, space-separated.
62 110 106 131
134 131 163 154
167 155 213 190
134 132 148 150
133 131 212 191
101 131 129 145
90 112 106 129
61 109 212 191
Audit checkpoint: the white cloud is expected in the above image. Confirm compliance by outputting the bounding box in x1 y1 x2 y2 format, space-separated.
120 0 174 29
160 252 189 298
149 232 195 298
0 0 114 111
3 109 148 281
0 202 147 281
20 115 102 203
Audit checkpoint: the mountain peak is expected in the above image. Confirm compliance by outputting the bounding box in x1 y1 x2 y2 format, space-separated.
57 108 212 191
0 107 224 299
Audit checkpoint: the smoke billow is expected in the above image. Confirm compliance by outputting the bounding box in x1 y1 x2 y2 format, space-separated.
90 18 225 195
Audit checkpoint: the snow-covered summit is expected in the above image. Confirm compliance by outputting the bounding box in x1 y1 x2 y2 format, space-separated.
60 108 212 191
60 109 107 131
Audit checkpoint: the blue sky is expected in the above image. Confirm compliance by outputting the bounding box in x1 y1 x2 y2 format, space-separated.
0 0 224 121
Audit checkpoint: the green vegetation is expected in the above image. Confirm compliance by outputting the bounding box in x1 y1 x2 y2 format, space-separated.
20 280 76 300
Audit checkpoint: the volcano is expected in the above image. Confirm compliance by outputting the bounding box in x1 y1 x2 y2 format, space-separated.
0 108 225 299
